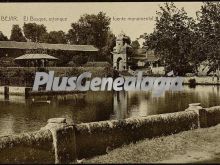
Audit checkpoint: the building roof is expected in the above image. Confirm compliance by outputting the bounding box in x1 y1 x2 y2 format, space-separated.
0 41 98 52
136 48 147 55
133 49 159 62
146 50 159 62
132 57 147 61
15 54 58 60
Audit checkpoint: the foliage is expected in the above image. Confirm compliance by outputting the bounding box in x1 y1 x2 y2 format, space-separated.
99 31 116 63
142 2 220 76
10 25 26 42
123 35 131 45
196 2 220 71
188 78 196 88
143 3 198 75
23 23 47 42
129 40 141 59
71 53 88 66
67 12 113 62
40 30 67 44
131 40 140 50
67 12 111 49
0 31 8 41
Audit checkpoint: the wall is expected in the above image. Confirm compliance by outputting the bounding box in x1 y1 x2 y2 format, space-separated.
0 129 54 164
75 110 199 158
200 106 220 128
183 76 220 85
0 86 31 100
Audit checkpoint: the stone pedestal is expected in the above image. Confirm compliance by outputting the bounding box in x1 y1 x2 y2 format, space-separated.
42 118 77 164
185 103 206 128
185 103 203 112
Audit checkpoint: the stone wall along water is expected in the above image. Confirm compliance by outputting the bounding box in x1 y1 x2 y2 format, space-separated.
1 106 220 163
0 129 54 164
75 110 199 158
206 106 220 127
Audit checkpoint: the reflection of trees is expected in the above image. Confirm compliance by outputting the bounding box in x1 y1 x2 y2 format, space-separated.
127 86 220 117
127 91 151 116
128 94 139 106
1 86 220 136
112 91 129 119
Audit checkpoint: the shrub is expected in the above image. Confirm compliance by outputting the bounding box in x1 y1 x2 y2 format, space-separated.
188 78 196 87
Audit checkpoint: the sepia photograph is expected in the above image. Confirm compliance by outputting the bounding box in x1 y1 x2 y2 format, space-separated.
0 1 220 164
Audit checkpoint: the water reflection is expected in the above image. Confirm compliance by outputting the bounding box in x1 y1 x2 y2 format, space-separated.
0 85 219 136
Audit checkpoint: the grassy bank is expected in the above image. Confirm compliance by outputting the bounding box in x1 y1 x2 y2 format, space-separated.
85 124 220 163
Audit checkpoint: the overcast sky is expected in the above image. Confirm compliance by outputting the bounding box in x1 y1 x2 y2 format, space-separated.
0 2 203 43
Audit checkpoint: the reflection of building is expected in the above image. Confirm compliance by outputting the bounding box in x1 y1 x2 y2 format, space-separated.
112 32 131 71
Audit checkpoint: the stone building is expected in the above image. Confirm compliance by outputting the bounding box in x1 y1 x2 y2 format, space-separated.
112 32 131 71
131 49 165 75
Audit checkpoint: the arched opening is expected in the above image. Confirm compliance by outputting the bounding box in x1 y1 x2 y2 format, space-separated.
116 57 123 71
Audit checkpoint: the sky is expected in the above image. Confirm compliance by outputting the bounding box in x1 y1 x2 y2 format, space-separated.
0 2 203 44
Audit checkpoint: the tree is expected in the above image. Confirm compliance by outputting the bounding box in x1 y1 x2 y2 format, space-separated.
131 40 140 50
40 31 67 44
0 31 8 41
10 24 26 42
99 31 116 63
23 23 47 42
143 3 198 75
196 2 220 73
67 12 112 62
67 12 111 49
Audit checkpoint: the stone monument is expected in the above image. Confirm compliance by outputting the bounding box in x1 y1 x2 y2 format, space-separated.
112 31 131 71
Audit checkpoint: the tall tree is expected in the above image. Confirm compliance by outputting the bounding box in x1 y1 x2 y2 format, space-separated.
10 24 26 42
67 12 111 49
100 31 116 62
67 12 112 62
40 31 67 44
0 31 8 41
143 3 198 75
196 2 220 73
23 23 47 42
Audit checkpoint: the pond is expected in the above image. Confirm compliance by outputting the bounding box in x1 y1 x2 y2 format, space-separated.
0 85 220 137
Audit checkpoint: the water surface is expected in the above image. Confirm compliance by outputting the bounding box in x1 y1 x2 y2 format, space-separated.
0 85 219 136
